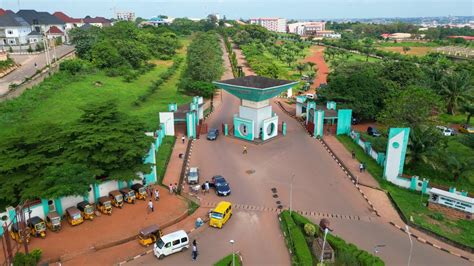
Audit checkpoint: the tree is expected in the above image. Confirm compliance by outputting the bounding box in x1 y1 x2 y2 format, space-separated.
91 40 123 68
406 126 444 167
64 101 153 181
378 86 442 128
69 26 101 60
296 63 307 76
460 103 474 125
362 38 374 62
438 154 469 181
402 46 411 54
306 61 316 71
440 70 473 115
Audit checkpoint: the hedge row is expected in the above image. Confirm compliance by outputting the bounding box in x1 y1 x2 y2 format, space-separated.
133 57 183 106
289 211 385 266
222 32 240 77
280 211 313 266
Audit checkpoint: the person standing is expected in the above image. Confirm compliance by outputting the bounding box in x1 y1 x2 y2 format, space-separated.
154 189 160 201
242 145 248 155
174 183 178 194
148 200 154 213
191 240 198 261
169 183 173 194
204 181 210 194
359 162 364 173
148 185 153 197
351 150 356 159
182 135 186 144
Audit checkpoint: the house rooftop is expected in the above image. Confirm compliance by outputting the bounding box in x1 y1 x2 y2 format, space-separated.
0 10 29 27
46 25 64 34
17 9 65 25
83 16 111 24
53 11 82 23
28 30 42 36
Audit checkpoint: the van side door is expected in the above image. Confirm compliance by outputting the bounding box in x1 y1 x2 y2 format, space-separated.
171 239 181 253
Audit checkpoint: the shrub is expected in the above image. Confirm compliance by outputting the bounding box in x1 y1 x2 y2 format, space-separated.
430 212 444 221
304 223 316 237
27 45 33 53
13 249 42 266
280 211 313 266
60 59 85 75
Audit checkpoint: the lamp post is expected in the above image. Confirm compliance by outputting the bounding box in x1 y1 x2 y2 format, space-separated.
229 239 235 266
289 174 295 214
406 225 413 266
319 228 329 264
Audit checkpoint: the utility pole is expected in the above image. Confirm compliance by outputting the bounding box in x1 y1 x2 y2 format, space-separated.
406 225 413 266
289 173 295 213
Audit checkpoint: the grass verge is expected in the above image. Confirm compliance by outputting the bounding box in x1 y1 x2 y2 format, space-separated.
336 135 474 249
156 136 176 185
214 254 241 266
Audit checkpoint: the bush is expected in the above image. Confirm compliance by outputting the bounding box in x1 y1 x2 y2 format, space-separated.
429 212 444 221
13 249 42 266
280 211 313 266
60 59 86 75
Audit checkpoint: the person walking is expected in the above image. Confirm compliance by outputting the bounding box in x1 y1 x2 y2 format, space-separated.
173 183 178 194
182 135 186 144
242 145 248 155
351 150 356 159
154 189 160 201
204 181 210 194
191 240 198 261
148 185 153 197
359 162 364 173
362 162 366 172
169 183 173 194
148 200 154 213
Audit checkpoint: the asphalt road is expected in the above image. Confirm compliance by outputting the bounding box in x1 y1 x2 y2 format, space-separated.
0 45 75 96
129 90 470 265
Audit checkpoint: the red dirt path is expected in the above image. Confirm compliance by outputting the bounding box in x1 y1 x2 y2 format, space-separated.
303 45 329 92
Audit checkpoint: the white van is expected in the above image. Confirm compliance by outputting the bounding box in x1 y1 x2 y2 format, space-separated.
153 230 189 259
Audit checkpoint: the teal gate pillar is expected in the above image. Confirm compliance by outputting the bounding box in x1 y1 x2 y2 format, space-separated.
224 124 228 136
54 198 63 216
364 142 371 154
336 109 352 135
282 122 287 136
306 101 316 124
384 128 410 182
410 176 418 190
186 112 196 139
93 183 100 203
41 199 50 217
314 110 325 137
421 179 429 194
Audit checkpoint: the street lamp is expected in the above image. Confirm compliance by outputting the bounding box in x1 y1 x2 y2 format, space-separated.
319 228 329 264
406 225 413 266
229 239 235 266
289 174 295 213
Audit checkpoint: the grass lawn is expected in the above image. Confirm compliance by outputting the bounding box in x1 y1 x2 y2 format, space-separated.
376 41 440 48
438 113 473 126
214 254 241 266
0 37 192 139
325 53 380 70
156 136 176 185
337 135 474 249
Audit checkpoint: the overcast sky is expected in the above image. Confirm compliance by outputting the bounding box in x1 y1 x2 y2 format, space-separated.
1 0 473 19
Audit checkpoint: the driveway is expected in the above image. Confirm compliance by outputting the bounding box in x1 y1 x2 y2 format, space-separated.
0 45 75 96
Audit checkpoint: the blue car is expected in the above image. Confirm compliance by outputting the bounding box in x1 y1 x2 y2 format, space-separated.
207 128 219 141
211 175 231 196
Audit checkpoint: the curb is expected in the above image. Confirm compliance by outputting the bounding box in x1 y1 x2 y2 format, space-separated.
388 222 474 262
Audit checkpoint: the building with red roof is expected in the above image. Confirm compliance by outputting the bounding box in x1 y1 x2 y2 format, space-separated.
447 36 474 41
0 8 6 16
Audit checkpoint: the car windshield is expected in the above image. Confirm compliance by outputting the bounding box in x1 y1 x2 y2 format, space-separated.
115 195 123 201
156 238 165 249
52 217 61 224
210 212 223 220
85 206 94 214
189 172 198 177
139 187 146 194
129 191 135 197
104 201 112 208
72 213 82 220
216 180 227 186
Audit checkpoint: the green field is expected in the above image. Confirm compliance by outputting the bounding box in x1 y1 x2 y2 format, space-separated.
337 135 474 249
376 41 440 48
0 38 192 139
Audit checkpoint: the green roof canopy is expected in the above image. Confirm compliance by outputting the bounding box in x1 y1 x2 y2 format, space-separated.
213 75 298 102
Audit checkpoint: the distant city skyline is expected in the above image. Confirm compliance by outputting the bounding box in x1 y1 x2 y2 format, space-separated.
0 0 473 20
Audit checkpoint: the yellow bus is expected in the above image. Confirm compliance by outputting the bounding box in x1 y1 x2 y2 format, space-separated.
209 201 232 228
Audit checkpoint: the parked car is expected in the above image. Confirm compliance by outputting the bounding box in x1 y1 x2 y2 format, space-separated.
153 230 189 259
459 125 474 134
207 128 219 141
367 126 381 137
305 93 315 99
211 175 231 196
187 167 199 184
436 126 456 136
352 117 360 125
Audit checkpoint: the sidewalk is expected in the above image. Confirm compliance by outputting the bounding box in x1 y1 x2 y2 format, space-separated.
162 137 188 189
323 135 474 261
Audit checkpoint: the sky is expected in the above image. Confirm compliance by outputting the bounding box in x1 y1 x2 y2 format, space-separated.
0 0 473 19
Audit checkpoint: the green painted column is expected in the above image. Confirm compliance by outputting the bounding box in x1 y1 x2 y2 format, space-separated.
282 122 287 136
354 132 360 143
118 181 124 190
93 183 100 203
410 176 418 190
41 199 50 217
224 124 228 136
8 207 16 223
54 198 63 216
83 195 89 202
377 152 385 166
336 109 352 135
365 142 371 154
421 179 429 194
127 181 133 188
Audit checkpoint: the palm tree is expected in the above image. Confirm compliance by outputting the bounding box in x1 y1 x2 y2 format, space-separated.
441 154 468 181
461 103 474 125
440 71 472 115
296 63 307 76
406 126 444 167
306 62 316 71
307 71 316 85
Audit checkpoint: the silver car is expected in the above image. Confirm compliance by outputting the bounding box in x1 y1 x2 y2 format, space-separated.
187 167 199 184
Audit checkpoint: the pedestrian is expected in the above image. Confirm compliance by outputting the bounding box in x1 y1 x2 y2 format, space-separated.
148 185 153 197
191 240 198 261
326 127 331 135
242 145 247 155
34 62 37 69
204 181 210 194
169 183 173 194
154 189 160 201
182 135 185 144
201 183 206 194
351 150 356 159
148 200 154 213
174 183 178 194
362 162 366 172
359 162 364 173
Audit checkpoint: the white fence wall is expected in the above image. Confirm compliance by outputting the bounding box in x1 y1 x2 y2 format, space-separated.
358 139 365 149
24 204 45 220
60 195 84 210
98 180 119 197
370 149 378 161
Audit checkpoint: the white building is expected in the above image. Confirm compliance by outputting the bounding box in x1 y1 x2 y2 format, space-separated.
116 11 135 22
0 11 31 46
249 18 287 33
287 21 326 36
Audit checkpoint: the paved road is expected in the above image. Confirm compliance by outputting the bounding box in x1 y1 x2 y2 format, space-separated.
0 45 75 96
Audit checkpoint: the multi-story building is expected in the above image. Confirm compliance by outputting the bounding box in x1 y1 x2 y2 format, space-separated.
0 10 31 46
288 21 327 36
16 9 65 34
249 18 287 33
116 11 135 22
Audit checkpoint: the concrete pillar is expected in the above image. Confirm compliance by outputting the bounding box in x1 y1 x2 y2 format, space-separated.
54 198 63 216
410 176 418 190
421 179 429 194
41 199 50 217
93 183 100 203
224 124 228 136
282 122 287 136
